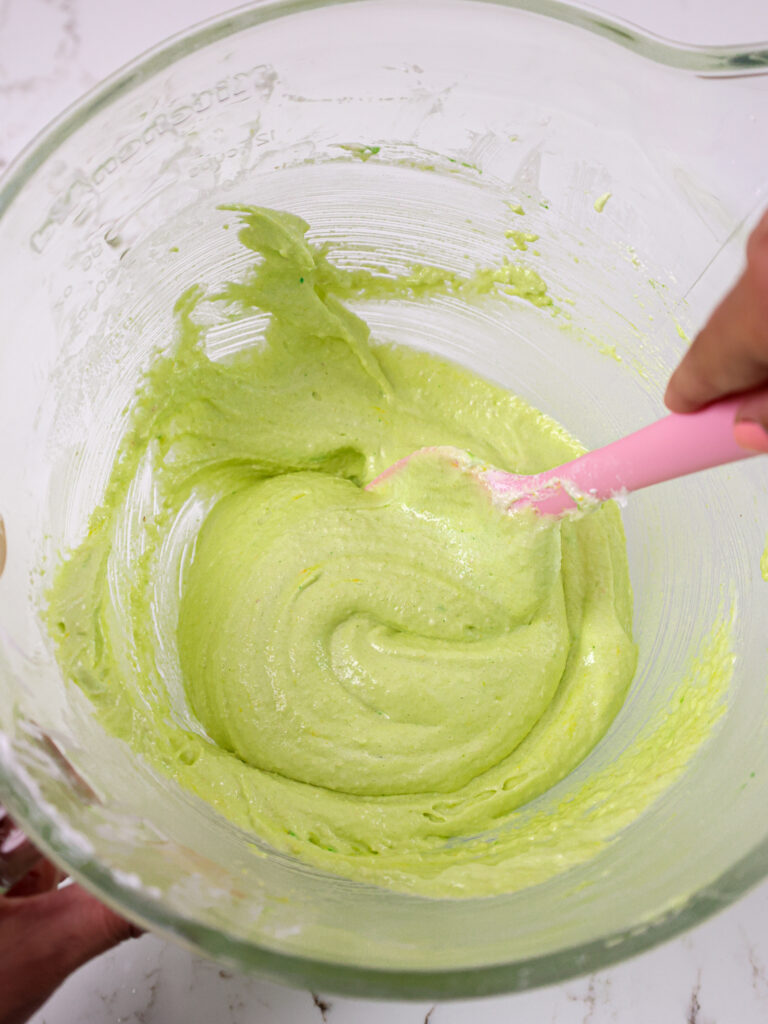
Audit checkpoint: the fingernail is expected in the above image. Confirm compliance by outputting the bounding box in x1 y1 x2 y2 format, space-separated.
733 420 768 454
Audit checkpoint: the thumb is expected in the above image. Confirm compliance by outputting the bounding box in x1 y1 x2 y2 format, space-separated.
30 882 141 973
1 884 141 1024
734 392 768 453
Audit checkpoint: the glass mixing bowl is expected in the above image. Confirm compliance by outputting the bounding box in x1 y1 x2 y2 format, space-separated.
1 0 767 999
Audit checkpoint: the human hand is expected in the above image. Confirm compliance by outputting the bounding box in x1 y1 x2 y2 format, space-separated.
1 810 140 1024
665 208 768 453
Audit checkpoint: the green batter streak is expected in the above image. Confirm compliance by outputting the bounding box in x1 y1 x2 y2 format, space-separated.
47 207 728 897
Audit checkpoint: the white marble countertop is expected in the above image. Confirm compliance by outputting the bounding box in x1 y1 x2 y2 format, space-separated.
2 0 768 1021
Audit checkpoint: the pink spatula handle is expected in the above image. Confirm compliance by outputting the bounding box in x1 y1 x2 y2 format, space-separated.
488 391 767 515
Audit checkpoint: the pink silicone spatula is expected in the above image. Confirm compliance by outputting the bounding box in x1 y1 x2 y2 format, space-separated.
368 391 768 516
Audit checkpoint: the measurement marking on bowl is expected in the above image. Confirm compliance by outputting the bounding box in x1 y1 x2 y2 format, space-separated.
28 64 278 254
0 515 5 578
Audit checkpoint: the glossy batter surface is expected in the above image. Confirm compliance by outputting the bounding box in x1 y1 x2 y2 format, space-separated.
48 207 645 896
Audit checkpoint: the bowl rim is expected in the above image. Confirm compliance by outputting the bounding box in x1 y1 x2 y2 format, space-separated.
1 0 768 999
0 0 767 221
4 744 768 997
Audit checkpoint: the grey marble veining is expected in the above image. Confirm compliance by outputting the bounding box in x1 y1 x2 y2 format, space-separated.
3 0 768 1021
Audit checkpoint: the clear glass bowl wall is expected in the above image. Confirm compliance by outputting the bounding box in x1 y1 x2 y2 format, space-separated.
0 0 767 998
